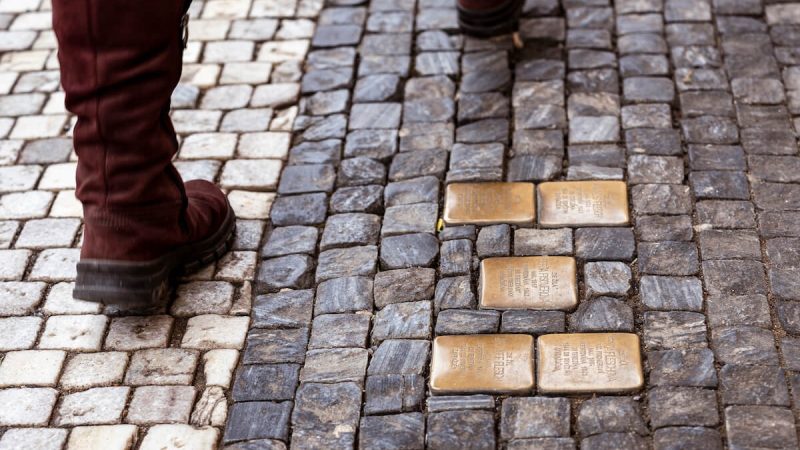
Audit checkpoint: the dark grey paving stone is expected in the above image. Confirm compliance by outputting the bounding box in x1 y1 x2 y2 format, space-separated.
292 382 361 439
222 439 287 450
300 68 353 95
330 185 384 214
384 176 440 207
690 171 750 200
584 262 631 298
627 155 683 185
618 33 666 54
440 225 476 241
519 130 566 157
224 401 292 443
316 246 378 283
312 24 362 47
414 52 460 76
652 427 722 450
569 297 634 332
359 413 424 450
643 311 708 351
458 92 509 123
372 301 432 342
299 348 369 384
577 397 647 437
711 326 779 366
567 69 619 94
320 213 381 250
620 54 668 77
741 129 797 156
318 7 366 26
368 339 430 376
514 104 566 130
307 47 356 70
637 215 693 242
749 155 800 183
403 98 455 123
309 314 371 349
702 260 767 296
640 276 702 311
680 92 735 118
781 337 800 371
695 200 755 228
290 428 354 449
344 130 397 160
766 237 800 269
720 365 790 406
337 157 386 187
358 55 411 77
567 28 612 50
348 103 402 130
305 89 349 116
405 75 455 100
476 224 511 258
456 118 509 144
382 203 438 236
631 184 692 215
759 211 800 238
753 181 800 211
638 242 699 276
625 128 682 156
354 74 401 102
501 397 570 440
580 433 647 450
252 290 313 329
500 310 565 334
507 155 562 181
232 364 299 401
426 395 494 413
778 301 800 334
364 374 425 415
725 406 799 449
434 276 475 311
261 226 318 258
698 230 761 260
288 139 342 166
648 348 717 388
575 228 635 261
623 77 675 103
515 229 573 256
427 410 496 450
665 23 715 46
706 294 771 329
315 276 373 315
380 233 439 269
374 267 435 308
416 30 461 51
439 239 472 276
243 328 308 364
450 143 504 170
359 33 412 56
649 387 719 428
435 309 500 335
388 149 448 181
270 193 328 226
256 255 314 293
681 116 739 144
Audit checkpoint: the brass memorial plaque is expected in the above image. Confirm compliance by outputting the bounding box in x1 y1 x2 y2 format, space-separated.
443 182 536 226
537 333 644 394
479 256 578 310
537 181 629 227
430 334 534 394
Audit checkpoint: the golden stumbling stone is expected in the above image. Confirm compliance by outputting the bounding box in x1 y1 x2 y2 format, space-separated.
430 334 534 394
443 182 536 226
479 256 578 311
537 180 629 227
537 333 644 394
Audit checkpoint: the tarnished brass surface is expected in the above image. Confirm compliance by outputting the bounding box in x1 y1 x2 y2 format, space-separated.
443 182 536 226
537 333 644 394
479 256 578 310
430 334 534 394
537 181 629 227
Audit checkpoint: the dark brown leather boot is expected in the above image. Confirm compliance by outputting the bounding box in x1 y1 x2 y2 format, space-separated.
458 0 524 37
53 0 235 306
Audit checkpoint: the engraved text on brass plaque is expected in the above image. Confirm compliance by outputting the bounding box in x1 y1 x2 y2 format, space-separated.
430 334 534 394
537 181 629 227
444 182 536 226
537 333 644 393
480 256 578 310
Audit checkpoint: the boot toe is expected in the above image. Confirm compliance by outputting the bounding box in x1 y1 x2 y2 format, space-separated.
184 179 232 240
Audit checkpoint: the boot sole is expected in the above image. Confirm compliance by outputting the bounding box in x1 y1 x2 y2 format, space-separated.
73 203 237 306
458 0 523 37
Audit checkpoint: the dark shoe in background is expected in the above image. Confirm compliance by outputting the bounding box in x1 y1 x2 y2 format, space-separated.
458 0 524 37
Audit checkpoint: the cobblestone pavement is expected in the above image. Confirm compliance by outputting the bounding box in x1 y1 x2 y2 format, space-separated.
3 0 800 448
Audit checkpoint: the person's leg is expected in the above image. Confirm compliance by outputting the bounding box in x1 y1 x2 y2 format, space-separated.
458 0 524 37
52 0 235 305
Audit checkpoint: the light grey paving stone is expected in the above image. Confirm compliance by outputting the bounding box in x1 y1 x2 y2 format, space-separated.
126 385 195 424
55 387 130 426
124 348 198 386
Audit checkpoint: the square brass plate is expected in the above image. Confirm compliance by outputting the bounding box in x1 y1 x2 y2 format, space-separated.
479 256 578 310
444 182 536 226
537 333 644 394
537 181 629 227
430 334 534 394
